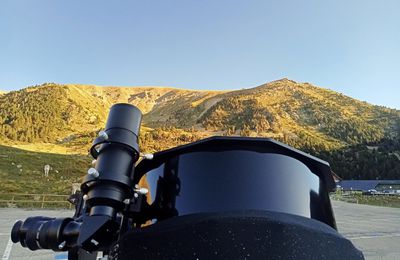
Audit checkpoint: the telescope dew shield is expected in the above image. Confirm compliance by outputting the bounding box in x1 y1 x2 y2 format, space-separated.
82 103 142 217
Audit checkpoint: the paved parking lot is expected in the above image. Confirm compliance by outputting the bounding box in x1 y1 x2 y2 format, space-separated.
332 200 400 260
1 201 399 259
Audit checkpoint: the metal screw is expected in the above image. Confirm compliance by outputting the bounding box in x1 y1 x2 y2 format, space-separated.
90 239 99 246
133 193 139 198
123 199 130 205
140 153 154 160
58 241 66 250
98 130 109 140
87 168 99 178
135 187 148 195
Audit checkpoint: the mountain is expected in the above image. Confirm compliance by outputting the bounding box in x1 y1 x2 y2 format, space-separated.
0 83 223 146
0 79 399 182
1 79 399 149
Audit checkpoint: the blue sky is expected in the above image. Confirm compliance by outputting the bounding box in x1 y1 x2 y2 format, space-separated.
0 0 399 108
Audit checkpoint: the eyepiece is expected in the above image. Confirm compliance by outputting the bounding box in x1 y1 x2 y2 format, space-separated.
10 217 78 251
11 220 23 243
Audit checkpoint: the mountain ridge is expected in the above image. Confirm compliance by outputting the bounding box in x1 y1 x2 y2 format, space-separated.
1 79 398 147
0 79 399 180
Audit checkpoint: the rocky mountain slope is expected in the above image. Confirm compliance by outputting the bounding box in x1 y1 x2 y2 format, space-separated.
1 79 398 145
0 79 399 181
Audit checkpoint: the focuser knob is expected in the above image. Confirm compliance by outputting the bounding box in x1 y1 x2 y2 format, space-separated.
134 184 148 195
98 130 109 141
87 168 99 178
140 153 154 160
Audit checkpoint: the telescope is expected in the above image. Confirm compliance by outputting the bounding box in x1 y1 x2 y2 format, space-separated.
11 103 364 259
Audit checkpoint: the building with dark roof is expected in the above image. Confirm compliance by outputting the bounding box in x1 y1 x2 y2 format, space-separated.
337 180 400 192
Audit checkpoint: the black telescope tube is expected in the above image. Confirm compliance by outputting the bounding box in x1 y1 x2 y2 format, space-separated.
82 103 142 218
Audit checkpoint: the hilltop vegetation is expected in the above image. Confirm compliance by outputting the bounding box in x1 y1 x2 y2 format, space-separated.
1 79 398 147
0 79 399 188
0 84 108 143
201 80 398 146
0 83 223 144
319 137 400 180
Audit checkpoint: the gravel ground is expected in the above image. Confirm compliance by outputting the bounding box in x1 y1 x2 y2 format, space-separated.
1 201 399 259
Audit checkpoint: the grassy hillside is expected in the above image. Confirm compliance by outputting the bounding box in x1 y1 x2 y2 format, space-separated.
0 145 90 194
0 128 207 195
1 133 399 197
0 84 107 143
0 83 224 144
1 79 398 148
200 79 398 147
0 79 399 189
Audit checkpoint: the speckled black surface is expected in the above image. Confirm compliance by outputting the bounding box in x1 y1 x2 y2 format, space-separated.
109 210 364 260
